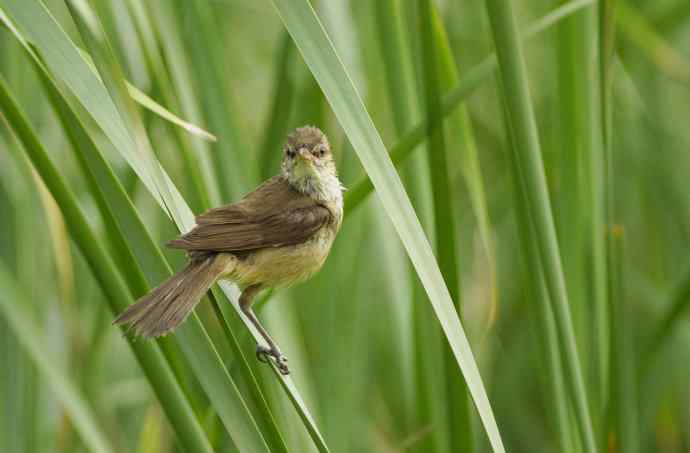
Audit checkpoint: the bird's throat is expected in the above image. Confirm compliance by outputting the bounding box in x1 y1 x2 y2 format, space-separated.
285 165 342 204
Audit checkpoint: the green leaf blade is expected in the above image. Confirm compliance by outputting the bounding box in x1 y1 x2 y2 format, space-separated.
268 1 505 451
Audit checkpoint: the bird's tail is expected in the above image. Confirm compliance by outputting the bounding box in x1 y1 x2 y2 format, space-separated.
113 253 234 338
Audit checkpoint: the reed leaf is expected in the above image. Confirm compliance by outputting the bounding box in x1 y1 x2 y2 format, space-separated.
268 0 505 450
1 2 306 451
344 0 595 215
0 74 214 453
417 1 470 451
484 1 598 451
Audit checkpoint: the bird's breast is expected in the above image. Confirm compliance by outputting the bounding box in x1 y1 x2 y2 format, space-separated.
229 225 338 289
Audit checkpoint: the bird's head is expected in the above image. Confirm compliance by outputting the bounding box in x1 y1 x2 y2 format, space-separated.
282 126 339 197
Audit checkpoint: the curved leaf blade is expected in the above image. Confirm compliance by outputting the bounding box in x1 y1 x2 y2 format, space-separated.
0 1 329 451
268 1 505 451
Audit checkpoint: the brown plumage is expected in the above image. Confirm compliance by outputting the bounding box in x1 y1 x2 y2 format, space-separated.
167 176 331 252
114 254 232 338
114 126 343 374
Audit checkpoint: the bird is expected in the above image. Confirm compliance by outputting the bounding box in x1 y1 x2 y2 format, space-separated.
114 126 343 374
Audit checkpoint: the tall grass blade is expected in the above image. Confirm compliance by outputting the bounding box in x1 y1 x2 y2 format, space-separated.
82 45 217 145
552 0 608 436
417 0 460 315
599 2 634 451
431 7 495 309
0 75 214 453
608 230 639 453
131 0 221 208
344 0 595 215
500 97 574 452
175 0 251 197
372 0 427 439
126 82 217 142
41 71 213 421
417 1 471 451
483 1 598 451
268 1 505 451
1 0 166 210
0 2 329 450
7 10 281 451
44 61 279 452
554 0 588 379
43 3 288 450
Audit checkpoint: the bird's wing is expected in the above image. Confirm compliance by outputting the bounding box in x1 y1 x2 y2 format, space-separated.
168 176 331 252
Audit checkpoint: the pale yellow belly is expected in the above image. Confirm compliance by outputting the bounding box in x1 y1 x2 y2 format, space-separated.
223 228 335 289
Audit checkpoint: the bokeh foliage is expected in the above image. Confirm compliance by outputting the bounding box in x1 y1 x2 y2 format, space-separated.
1 0 689 452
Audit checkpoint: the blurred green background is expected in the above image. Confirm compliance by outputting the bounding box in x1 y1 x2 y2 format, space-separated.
1 0 689 452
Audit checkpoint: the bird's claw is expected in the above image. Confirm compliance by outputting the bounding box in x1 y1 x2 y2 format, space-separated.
275 355 289 375
256 345 271 363
256 345 290 375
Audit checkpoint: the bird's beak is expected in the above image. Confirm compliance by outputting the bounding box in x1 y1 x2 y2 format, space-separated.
297 147 314 162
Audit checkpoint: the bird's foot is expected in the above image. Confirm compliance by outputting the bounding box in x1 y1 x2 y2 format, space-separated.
256 344 290 375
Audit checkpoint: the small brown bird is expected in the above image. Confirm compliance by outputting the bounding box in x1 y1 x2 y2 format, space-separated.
114 126 343 374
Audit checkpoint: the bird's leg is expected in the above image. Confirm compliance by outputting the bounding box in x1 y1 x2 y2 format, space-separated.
239 284 289 375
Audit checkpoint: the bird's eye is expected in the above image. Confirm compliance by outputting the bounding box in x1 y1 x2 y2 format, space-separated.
313 146 326 157
286 148 295 158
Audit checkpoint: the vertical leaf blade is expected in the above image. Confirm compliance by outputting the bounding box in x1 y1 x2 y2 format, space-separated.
483 1 598 451
268 1 505 451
